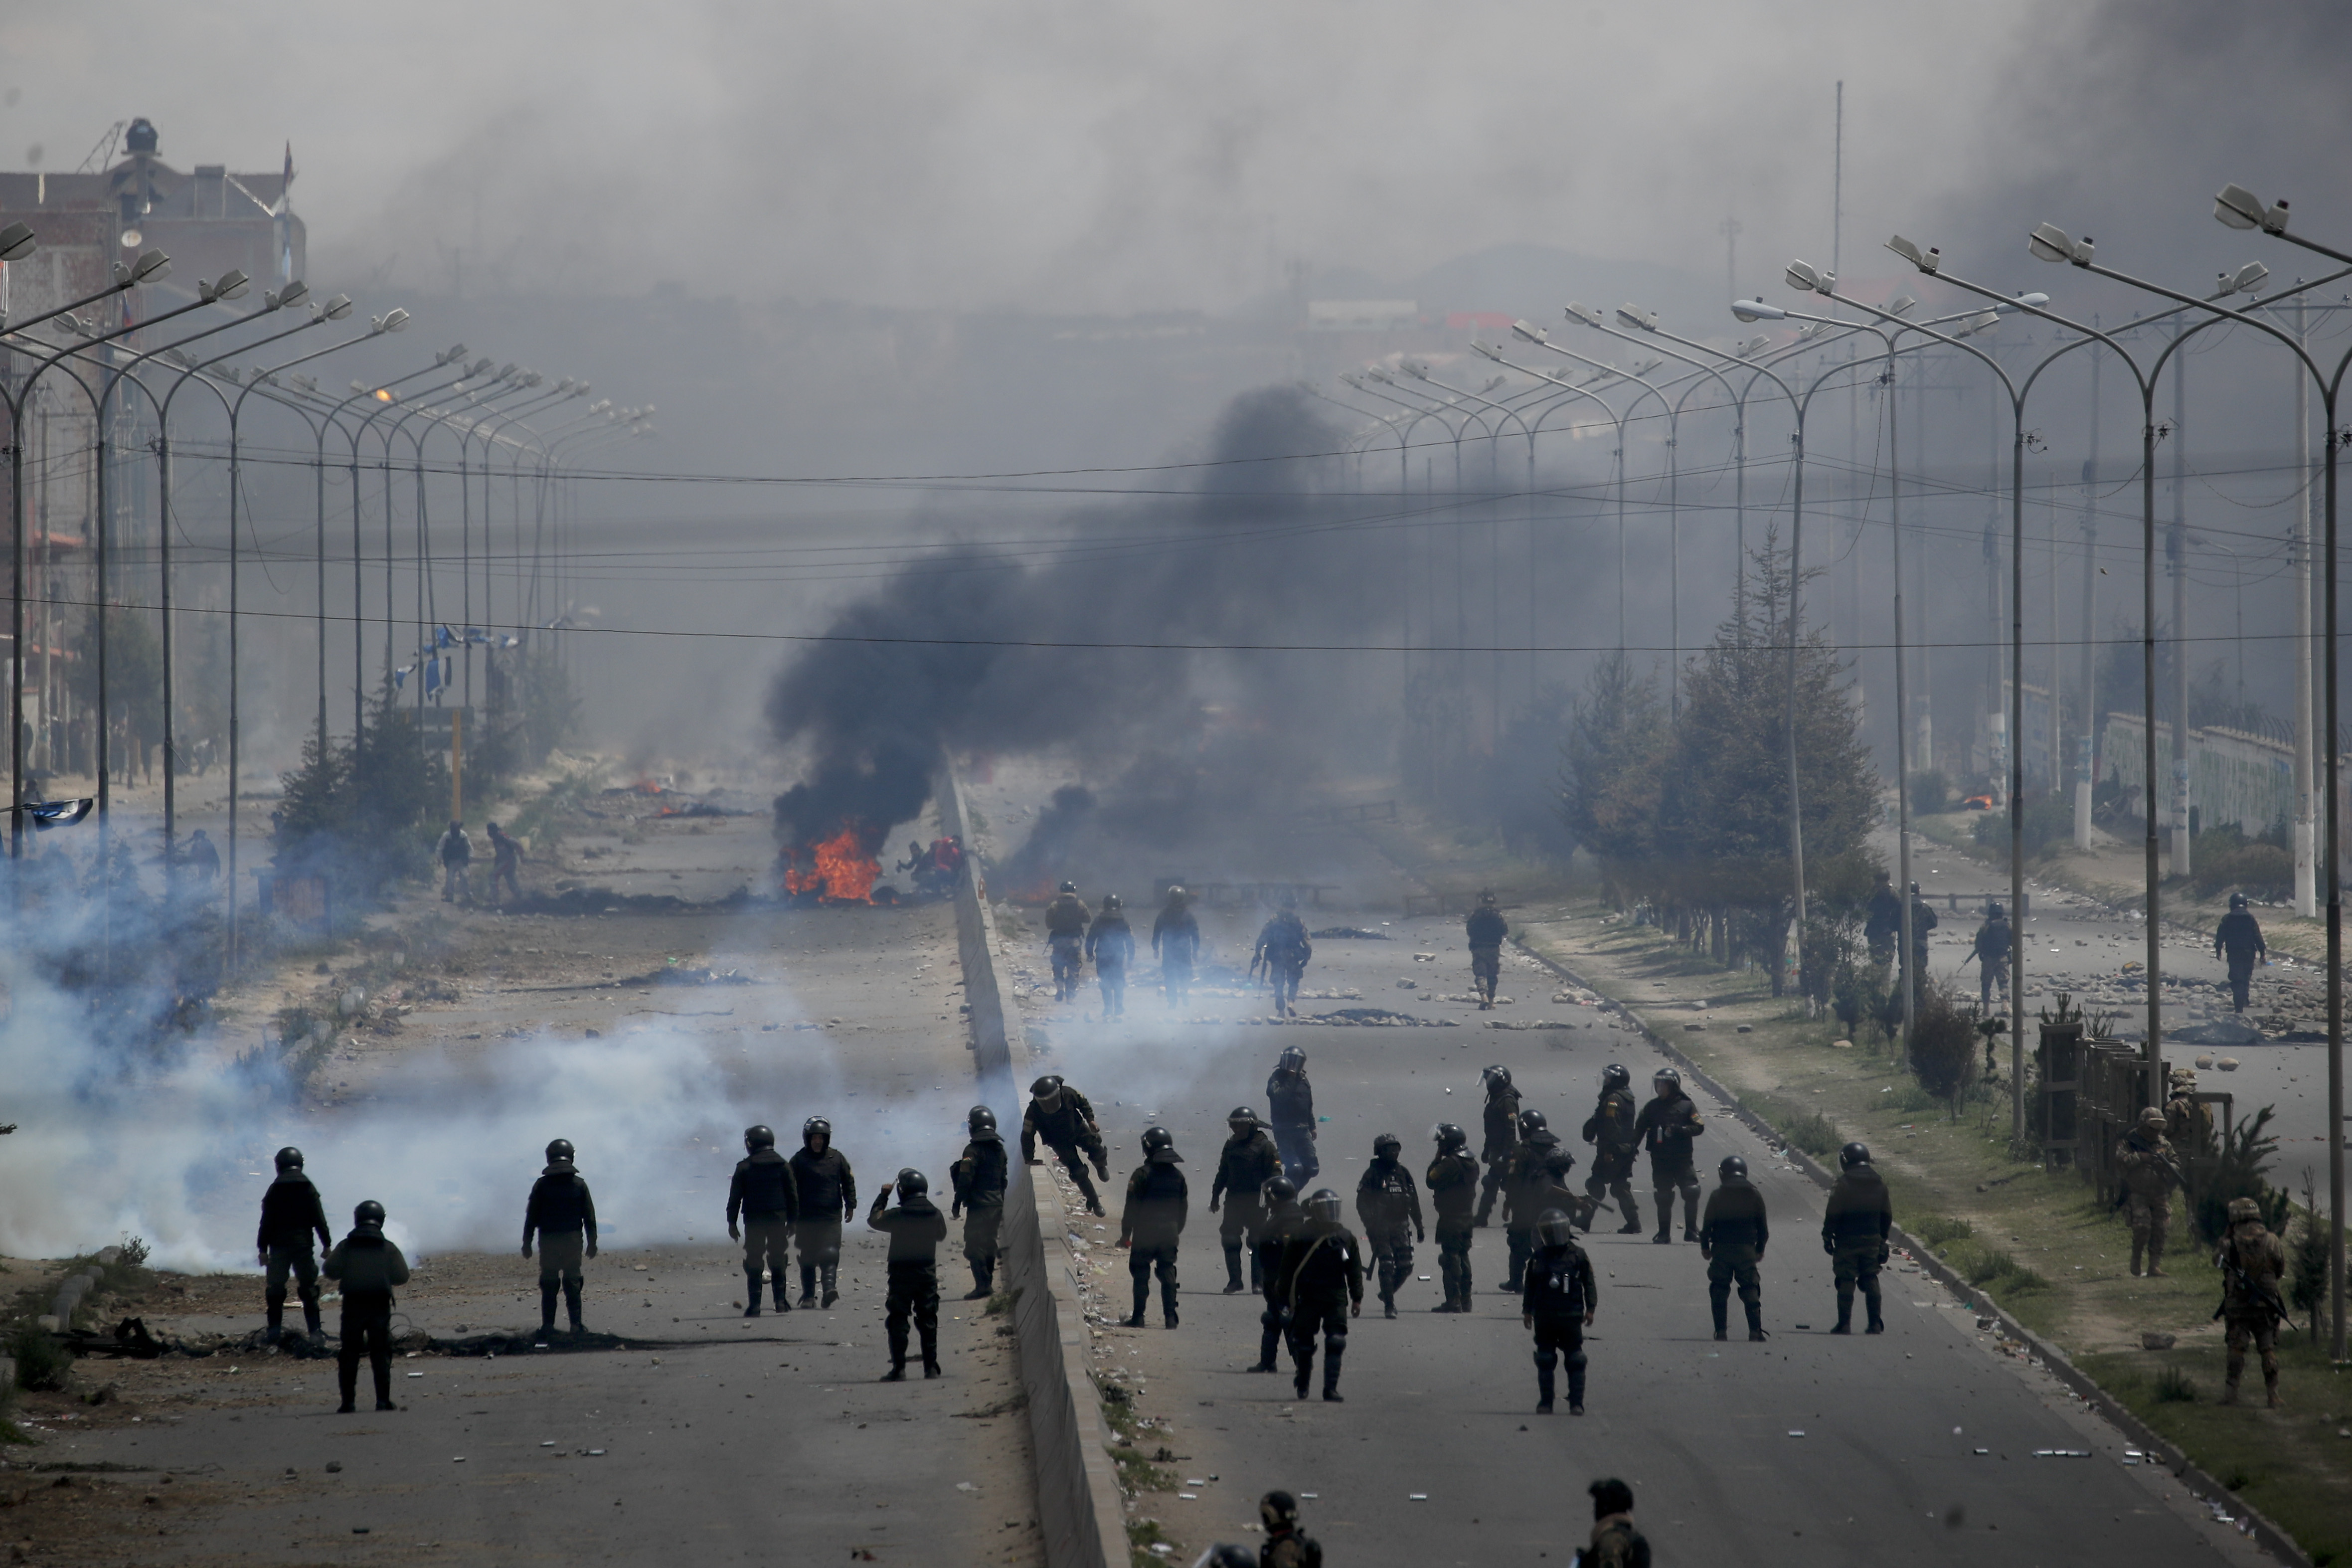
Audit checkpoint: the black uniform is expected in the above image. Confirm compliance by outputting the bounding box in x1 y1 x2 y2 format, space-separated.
1266 1065 1319 1184
1580 1087 1642 1233
1863 878 1902 965
1698 1175 1769 1340
1823 1164 1894 1333
1153 898 1202 1009
867 1187 949 1376
1425 1146 1481 1312
729 1146 799 1313
1212 1128 1284 1291
257 1171 333 1340
789 1142 856 1305
323 1221 410 1412
1354 1156 1425 1314
524 1160 600 1331
1276 1219 1365 1400
1085 907 1135 1016
1465 905 1509 1006
1022 1085 1109 1213
1120 1156 1189 1327
1252 910 1313 1016
1474 1081 1521 1223
950 1131 1010 1297
1499 1131 1566 1290
1045 891 1090 1001
2216 908 2267 1013
1906 892 1939 988
1521 1237 1598 1412
1972 910 2012 1007
1632 1090 1705 1240
1252 1192 1306 1372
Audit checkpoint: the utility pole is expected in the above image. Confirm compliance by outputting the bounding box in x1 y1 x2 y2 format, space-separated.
2076 324 2101 851
2170 322 2191 875
2295 288 2318 916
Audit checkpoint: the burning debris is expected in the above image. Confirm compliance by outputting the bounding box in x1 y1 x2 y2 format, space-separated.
777 821 885 905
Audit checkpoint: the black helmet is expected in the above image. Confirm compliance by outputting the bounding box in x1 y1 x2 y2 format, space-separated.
1030 1074 1064 1100
1654 1066 1681 1089
1839 1141 1871 1171
1601 1063 1630 1090
1987 901 2005 918
1058 880 1077 894
1518 1108 1549 1136
1909 881 1922 895
1260 1175 1298 1208
1190 1549 1257 1568
1435 1122 1468 1152
1305 1188 1344 1224
353 1200 386 1227
801 1117 831 1147
1590 1477 1634 1520
1482 1063 1513 1092
1478 889 1498 905
895 1167 928 1198
1372 1132 1401 1159
1165 884 1189 904
1277 1045 1307 1073
968 1105 998 1136
274 1146 304 1173
1719 1154 1747 1180
2230 891 2248 910
1103 893 1122 911
1142 1126 1181 1163
546 1138 575 1164
1535 1208 1576 1247
1259 1491 1301 1531
1227 1106 1260 1132
745 1124 776 1151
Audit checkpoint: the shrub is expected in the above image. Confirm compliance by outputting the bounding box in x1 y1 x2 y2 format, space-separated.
1780 1110 1840 1158
1971 793 2076 861
1908 984 1981 1119
2291 1172 2331 1341
2154 1365 2198 1403
2191 841 2292 902
8 1324 69 1393
2193 1106 2291 1246
1912 1216 1974 1250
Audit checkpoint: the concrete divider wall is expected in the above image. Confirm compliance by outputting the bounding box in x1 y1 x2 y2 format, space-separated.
937 769 1124 1568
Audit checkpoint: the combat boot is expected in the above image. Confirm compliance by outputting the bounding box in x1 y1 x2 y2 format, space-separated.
303 1301 324 1341
1293 1351 1314 1400
2266 1377 2283 1409
264 1306 284 1346
564 1282 586 1335
799 1264 818 1308
1864 1301 1885 1335
771 1275 793 1313
1322 1343 1345 1402
1710 1297 1728 1341
742 1271 763 1318
1746 1301 1767 1342
336 1362 358 1414
1831 1290 1853 1335
2220 1378 2241 1405
822 1265 840 1308
2129 1240 2144 1277
1162 1279 1180 1330
2145 1240 2167 1279
963 1262 993 1302
542 1283 562 1333
1249 1251 1264 1291
1535 1353 1555 1414
1222 1245 1245 1294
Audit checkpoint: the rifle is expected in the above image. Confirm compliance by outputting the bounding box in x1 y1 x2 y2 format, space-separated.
2212 1247 2290 1327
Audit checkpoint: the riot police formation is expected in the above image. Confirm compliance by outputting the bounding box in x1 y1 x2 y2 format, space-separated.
2115 1106 2181 1278
1425 1123 1481 1313
1499 1108 1565 1291
1465 890 1509 1009
1086 893 1136 1017
1120 1126 1189 1328
1265 1045 1319 1184
729 1124 799 1316
2215 892 2268 1014
324 1200 409 1414
1823 1142 1893 1334
523 1137 600 1336
1023 1073 1112 1216
1258 1489 1323 1568
868 1168 948 1380
949 1105 1009 1300
791 1117 857 1308
1472 1063 1521 1225
2217 1195 2289 1407
1698 1154 1768 1341
1521 1208 1598 1414
1579 1064 1643 1235
1211 1107 1284 1294
1044 880 1090 1002
1353 1133 1425 1318
257 1146 332 1345
1251 896 1314 1018
1154 884 1203 1010
1248 1176 1305 1373
1274 1188 1364 1401
1632 1067 1704 1243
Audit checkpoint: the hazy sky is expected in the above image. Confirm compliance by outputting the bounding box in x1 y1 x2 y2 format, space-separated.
8 1 2345 316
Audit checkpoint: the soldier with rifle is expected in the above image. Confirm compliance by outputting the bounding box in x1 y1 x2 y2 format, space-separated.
2113 1106 2184 1278
2215 1195 2289 1408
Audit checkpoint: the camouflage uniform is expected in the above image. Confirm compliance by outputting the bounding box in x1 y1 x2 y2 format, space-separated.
1585 1516 1651 1568
2164 1070 2213 1155
2114 1110 2179 1276
2217 1199 2288 1408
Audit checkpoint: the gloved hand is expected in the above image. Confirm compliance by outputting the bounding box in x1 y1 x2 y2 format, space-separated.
1822 1238 1836 1257
1093 1160 1111 1182
1878 1243 1891 1266
728 1223 741 1242
1415 1229 1426 1245
586 1241 598 1260
521 1242 534 1259
1209 1197 1221 1214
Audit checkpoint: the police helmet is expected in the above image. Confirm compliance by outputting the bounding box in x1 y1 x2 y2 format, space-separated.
2230 891 2248 910
1601 1063 1630 1090
1030 1074 1065 1100
545 1138 576 1165
1478 889 1498 906
1277 1045 1307 1073
1259 1491 1302 1532
274 1146 304 1173
1518 1108 1549 1136
895 1168 928 1198
1058 880 1077 894
1190 1548 1258 1568
1653 1066 1681 1089
1910 881 1922 895
801 1117 831 1147
1987 901 2005 918
1542 1147 1577 1178
1227 1106 1260 1132
1260 1175 1298 1208
1165 884 1188 903
1304 1188 1344 1224
744 1124 777 1151
1434 1122 1468 1152
1372 1132 1402 1159
1141 1125 1176 1157
1719 1154 1747 1180
1839 1141 1872 1170
1103 893 1122 911
353 1200 386 1227
1590 1477 1635 1520
1535 1208 1576 1247
968 1105 999 1136
1483 1063 1514 1092
2227 1196 2262 1223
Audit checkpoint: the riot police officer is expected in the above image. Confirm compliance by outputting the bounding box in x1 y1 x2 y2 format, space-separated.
323 1200 409 1414
256 1146 331 1345
1473 1063 1521 1226
1276 1189 1364 1401
950 1105 1009 1300
1120 1127 1189 1328
1354 1133 1424 1318
1425 1124 1481 1313
1248 1176 1303 1373
1265 1046 1319 1184
1251 897 1314 1018
1632 1067 1704 1243
1045 880 1090 1002
1520 1209 1598 1415
868 1168 948 1380
790 1116 856 1308
728 1125 798 1317
1580 1063 1642 1235
1698 1154 1768 1342
1465 890 1509 1009
1021 1073 1111 1217
1823 1142 1893 1335
1500 1108 1564 1291
1211 1107 1283 1294
523 1137 600 1336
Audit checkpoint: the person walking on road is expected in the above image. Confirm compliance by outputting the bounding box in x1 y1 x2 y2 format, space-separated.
1520 1209 1598 1414
1248 1176 1303 1373
1970 901 2012 1007
1119 1127 1189 1329
1500 1109 1565 1291
2217 1195 2289 1408
324 1200 410 1414
524 1137 600 1336
1354 1132 1424 1318
257 1146 332 1345
1044 880 1089 1002
868 1169 948 1380
1258 1490 1323 1568
1265 1046 1319 1184
1425 1123 1481 1313
1210 1108 1283 1294
1632 1067 1704 1244
1153 885 1202 1011
949 1105 1008 1300
1085 893 1134 1017
1465 890 1509 1009
1579 1063 1642 1235
790 1116 856 1307
1022 1073 1111 1217
1823 1142 1893 1334
437 819 473 903
2215 892 2268 1013
1472 1063 1521 1227
487 821 526 904
1251 896 1314 1018
1584 1478 1651 1568
1698 1154 1768 1342
2116 1106 2182 1278
729 1124 799 1317
1276 1189 1364 1402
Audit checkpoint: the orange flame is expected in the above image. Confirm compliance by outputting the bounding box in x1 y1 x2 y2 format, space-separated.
784 822 881 904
